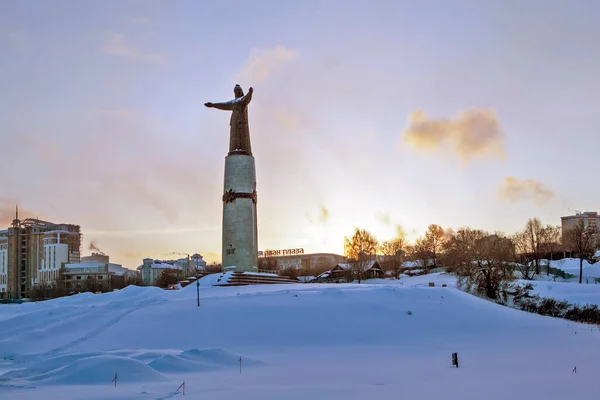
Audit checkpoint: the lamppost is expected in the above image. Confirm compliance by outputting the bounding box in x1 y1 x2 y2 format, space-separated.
196 277 200 307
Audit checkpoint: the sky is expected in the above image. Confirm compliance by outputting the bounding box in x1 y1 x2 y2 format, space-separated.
1 0 599 268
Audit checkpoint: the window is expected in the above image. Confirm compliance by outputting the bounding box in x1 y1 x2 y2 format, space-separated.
98 276 103 280
76 276 81 280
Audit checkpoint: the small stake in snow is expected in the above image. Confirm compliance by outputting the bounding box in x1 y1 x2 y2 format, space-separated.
176 381 185 395
573 366 577 374
452 353 459 368
239 356 242 374
111 372 118 387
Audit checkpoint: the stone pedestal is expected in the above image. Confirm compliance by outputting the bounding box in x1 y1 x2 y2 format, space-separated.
222 153 258 272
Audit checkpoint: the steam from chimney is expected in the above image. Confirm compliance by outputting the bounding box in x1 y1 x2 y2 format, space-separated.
89 240 106 256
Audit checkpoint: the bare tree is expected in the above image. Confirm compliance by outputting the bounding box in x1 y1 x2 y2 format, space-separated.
541 224 561 275
424 224 446 268
452 228 515 300
379 237 406 279
512 230 536 280
412 237 432 273
564 220 599 284
513 218 546 277
278 266 299 280
344 228 378 283
258 254 278 272
155 268 183 288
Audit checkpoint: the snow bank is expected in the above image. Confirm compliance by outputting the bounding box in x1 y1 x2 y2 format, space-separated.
30 355 167 385
551 258 600 278
525 280 600 307
148 348 262 373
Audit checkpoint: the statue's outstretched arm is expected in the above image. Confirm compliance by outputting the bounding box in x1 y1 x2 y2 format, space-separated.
205 100 236 111
240 87 253 106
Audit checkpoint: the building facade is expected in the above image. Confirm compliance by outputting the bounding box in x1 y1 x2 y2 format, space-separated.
259 252 346 272
561 211 600 242
3 212 81 299
63 262 111 291
0 231 8 297
137 258 183 286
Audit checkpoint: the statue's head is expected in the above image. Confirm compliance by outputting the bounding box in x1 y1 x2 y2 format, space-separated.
234 84 244 98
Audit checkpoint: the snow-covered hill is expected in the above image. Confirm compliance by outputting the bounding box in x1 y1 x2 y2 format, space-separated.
0 273 599 400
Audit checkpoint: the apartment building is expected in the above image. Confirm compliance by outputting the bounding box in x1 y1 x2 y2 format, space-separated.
0 231 8 298
4 210 81 299
561 211 600 242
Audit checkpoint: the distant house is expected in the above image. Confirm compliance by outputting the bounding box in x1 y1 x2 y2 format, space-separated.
314 261 384 283
137 258 183 286
63 261 137 292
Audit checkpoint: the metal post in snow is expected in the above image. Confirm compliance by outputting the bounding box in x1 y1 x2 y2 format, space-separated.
196 278 200 307
239 356 242 374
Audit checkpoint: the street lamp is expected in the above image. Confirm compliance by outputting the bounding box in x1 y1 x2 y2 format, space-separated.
196 277 200 307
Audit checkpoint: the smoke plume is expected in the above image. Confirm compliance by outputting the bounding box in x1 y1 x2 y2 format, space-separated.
89 240 106 256
402 109 505 161
318 205 329 223
497 177 555 206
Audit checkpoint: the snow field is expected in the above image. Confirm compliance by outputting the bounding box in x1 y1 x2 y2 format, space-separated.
0 272 599 399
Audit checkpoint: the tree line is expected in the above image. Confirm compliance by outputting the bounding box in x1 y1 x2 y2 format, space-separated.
342 217 599 291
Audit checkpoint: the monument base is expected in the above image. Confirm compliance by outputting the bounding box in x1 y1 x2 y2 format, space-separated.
213 271 299 287
221 153 258 273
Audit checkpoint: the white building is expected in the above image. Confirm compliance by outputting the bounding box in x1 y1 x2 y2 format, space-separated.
81 253 136 278
36 229 80 287
137 258 183 286
191 253 207 271
0 231 8 297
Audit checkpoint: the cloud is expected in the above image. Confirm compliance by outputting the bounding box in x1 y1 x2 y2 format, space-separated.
401 109 505 161
0 108 216 226
376 213 406 238
395 224 407 239
376 212 391 225
239 45 297 84
318 205 329 223
131 17 151 25
101 33 163 62
497 177 555 206
306 204 329 224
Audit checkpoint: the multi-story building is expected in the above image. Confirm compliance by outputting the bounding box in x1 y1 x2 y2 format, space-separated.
561 211 600 242
0 230 8 298
137 258 183 286
259 251 346 272
4 210 81 299
81 252 109 264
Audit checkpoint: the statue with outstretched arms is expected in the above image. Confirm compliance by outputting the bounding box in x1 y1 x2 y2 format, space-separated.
205 85 254 155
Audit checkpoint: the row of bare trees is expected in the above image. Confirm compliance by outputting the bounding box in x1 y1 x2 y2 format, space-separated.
343 216 599 288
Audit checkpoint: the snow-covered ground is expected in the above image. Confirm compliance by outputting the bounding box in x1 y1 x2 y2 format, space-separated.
1 273 599 399
526 280 600 307
549 258 600 279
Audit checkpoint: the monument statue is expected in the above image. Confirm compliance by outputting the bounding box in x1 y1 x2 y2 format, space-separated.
205 85 254 155
205 85 259 273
